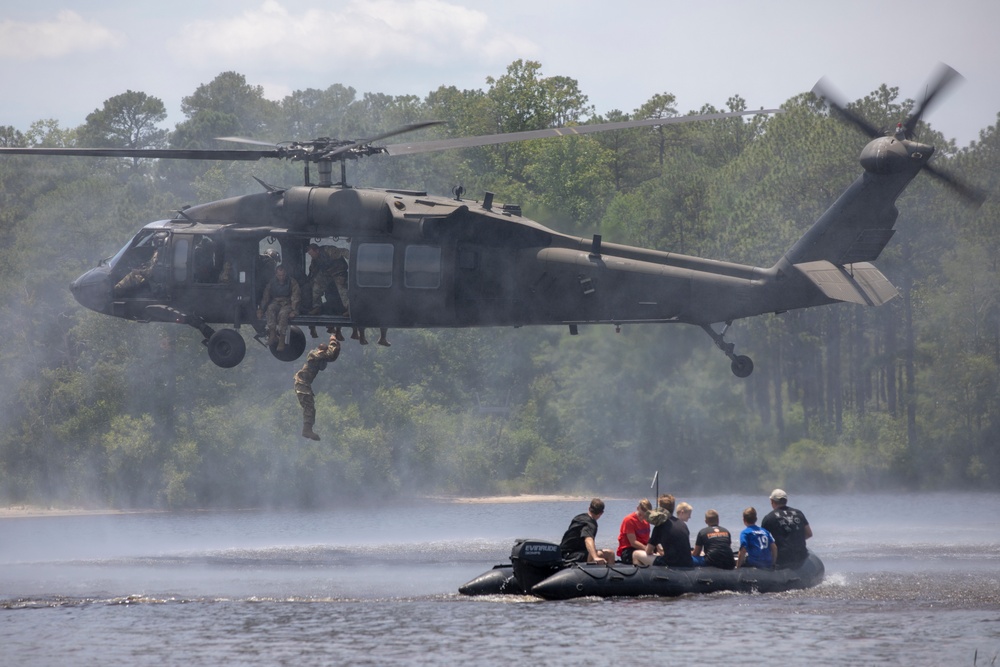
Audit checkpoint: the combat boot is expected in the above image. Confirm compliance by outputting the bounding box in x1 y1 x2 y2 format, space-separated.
302 425 320 441
277 335 286 352
309 326 318 338
333 327 345 342
267 327 278 346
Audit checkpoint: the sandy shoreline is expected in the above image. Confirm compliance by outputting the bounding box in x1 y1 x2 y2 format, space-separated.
0 505 170 519
0 495 591 518
425 494 589 504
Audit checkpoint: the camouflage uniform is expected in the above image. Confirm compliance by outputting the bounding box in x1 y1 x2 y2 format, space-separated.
293 339 341 440
307 246 349 315
113 248 160 297
259 273 301 346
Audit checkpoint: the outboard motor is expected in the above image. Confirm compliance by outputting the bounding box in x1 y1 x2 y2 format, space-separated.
510 539 566 592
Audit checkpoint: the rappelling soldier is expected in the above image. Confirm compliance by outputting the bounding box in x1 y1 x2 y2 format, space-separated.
257 264 300 351
293 335 341 440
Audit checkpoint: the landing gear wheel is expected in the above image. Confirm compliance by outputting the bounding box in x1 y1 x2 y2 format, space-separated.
207 329 246 368
269 326 306 362
731 355 754 378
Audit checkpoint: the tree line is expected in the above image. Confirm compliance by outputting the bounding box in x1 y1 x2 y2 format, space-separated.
1 60 998 509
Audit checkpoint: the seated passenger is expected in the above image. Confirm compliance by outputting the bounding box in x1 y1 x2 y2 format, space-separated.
691 509 735 569
736 507 776 569
113 232 167 297
616 499 652 564
257 265 301 351
559 498 616 565
636 494 693 567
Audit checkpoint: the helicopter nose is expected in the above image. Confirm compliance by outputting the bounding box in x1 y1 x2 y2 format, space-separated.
70 267 112 314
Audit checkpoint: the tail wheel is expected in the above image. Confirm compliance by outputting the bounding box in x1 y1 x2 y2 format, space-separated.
207 329 246 368
731 355 754 378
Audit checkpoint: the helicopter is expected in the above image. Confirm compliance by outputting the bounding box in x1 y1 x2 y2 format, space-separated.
0 66 984 376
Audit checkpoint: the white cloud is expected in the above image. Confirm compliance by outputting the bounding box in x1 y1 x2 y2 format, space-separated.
171 0 536 70
0 10 122 60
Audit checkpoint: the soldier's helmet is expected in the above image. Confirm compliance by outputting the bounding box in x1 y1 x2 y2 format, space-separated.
263 249 280 262
152 231 169 246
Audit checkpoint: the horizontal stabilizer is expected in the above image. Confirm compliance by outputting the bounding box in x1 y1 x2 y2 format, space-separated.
794 261 898 306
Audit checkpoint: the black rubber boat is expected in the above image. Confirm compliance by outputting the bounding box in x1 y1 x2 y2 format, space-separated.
459 539 825 600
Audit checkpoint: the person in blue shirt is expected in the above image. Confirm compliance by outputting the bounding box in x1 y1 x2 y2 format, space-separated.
736 507 777 569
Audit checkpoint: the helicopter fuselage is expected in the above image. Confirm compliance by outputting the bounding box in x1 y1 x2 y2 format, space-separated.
68 132 934 373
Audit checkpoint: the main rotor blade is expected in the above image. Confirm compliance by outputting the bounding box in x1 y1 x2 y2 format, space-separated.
325 120 448 158
383 109 782 156
812 77 882 138
216 136 281 148
0 147 277 161
923 162 987 208
902 63 964 138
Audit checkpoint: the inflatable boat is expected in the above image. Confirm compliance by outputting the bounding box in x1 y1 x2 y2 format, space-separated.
459 539 825 600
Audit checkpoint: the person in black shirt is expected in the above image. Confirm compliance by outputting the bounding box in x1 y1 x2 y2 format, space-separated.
760 489 812 568
640 494 694 567
559 498 616 564
692 509 735 569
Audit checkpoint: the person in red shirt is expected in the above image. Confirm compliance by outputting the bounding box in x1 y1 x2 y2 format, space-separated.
616 499 652 564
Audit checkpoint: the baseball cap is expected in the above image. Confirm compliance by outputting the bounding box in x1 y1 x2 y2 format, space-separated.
769 488 788 501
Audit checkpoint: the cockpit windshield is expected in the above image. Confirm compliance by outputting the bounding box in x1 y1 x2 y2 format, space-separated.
107 228 167 269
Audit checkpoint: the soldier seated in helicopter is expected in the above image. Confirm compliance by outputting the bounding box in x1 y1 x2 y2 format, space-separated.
113 231 167 298
257 264 301 351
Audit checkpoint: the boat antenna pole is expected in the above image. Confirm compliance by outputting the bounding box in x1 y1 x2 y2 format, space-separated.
650 471 659 501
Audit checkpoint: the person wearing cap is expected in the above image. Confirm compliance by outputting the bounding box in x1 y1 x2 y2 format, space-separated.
761 488 812 569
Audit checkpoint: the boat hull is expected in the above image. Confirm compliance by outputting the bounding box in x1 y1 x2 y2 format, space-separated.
531 552 825 600
459 549 825 600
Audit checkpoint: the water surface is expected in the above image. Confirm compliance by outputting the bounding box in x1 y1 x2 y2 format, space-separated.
2 493 999 665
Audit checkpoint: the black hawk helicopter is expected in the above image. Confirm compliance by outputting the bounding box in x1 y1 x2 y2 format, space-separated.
0 66 983 376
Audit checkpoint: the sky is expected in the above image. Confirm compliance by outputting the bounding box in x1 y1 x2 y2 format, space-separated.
2 0 999 147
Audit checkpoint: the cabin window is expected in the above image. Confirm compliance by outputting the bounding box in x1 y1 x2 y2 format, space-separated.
356 243 394 287
172 238 190 283
404 245 441 289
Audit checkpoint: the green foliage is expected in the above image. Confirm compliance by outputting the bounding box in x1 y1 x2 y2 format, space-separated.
77 90 168 150
1 63 998 509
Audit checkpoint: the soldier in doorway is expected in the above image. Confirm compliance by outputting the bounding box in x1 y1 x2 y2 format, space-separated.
257 264 301 351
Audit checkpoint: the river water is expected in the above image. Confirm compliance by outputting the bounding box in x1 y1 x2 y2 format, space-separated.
2 493 999 666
